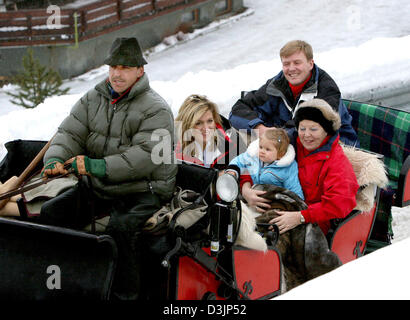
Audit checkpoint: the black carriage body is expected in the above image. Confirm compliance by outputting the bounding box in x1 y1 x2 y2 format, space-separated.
0 139 47 183
0 217 116 300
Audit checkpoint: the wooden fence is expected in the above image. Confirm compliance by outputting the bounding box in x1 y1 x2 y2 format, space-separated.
0 0 213 46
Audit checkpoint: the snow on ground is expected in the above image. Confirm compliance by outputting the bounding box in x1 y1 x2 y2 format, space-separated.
1 35 409 156
0 0 409 299
391 206 410 243
274 236 410 300
146 0 410 83
274 202 410 299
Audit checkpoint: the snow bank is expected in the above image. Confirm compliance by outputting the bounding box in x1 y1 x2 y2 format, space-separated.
1 36 410 159
274 237 410 300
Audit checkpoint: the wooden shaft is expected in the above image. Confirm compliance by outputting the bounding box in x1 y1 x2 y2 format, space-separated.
0 134 55 209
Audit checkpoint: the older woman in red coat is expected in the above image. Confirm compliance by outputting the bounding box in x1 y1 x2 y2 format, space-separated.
270 98 359 235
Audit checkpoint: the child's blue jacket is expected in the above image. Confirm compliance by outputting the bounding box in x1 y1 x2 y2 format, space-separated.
229 140 304 199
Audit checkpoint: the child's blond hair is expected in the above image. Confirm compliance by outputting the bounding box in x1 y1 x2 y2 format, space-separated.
261 128 290 158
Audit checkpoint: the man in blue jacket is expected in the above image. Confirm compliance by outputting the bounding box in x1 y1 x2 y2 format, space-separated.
229 40 359 146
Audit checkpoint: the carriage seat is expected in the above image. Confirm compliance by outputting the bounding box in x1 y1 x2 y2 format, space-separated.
328 146 388 264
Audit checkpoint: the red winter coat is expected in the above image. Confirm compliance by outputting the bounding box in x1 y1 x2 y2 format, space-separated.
297 134 359 235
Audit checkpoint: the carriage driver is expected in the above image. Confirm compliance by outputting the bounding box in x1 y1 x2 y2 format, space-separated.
39 37 177 300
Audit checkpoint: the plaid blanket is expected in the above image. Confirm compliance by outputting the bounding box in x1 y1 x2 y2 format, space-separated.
344 99 410 189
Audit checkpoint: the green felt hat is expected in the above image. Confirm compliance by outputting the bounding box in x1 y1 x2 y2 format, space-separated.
104 37 147 67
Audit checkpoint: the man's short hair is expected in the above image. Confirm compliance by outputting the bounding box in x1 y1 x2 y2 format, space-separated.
280 40 313 61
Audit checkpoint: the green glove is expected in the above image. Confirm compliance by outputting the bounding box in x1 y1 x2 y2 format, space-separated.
64 156 106 178
41 158 67 178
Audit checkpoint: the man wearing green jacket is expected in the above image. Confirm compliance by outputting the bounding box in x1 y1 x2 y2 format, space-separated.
40 37 177 300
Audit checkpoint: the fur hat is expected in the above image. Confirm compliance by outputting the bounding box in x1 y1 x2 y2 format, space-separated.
294 99 341 135
104 37 147 67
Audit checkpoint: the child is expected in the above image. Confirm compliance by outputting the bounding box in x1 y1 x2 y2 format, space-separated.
229 128 304 200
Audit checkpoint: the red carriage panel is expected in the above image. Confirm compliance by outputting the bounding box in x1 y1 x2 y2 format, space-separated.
232 246 281 299
397 155 410 207
174 248 223 300
329 203 377 264
174 246 282 300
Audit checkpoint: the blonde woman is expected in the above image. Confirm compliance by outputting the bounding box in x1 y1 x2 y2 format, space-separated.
175 94 252 187
176 94 232 168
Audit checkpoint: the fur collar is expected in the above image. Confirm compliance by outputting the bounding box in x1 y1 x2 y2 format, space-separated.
276 144 296 167
342 145 388 212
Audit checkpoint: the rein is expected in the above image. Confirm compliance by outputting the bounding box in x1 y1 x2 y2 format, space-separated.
0 170 73 201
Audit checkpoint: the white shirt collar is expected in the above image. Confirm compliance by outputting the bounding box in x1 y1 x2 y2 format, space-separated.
194 140 221 167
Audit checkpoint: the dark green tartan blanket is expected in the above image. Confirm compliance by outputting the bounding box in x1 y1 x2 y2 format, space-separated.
344 99 410 189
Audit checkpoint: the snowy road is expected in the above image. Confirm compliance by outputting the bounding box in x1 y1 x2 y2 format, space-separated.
2 0 410 114
146 0 410 82
57 0 410 102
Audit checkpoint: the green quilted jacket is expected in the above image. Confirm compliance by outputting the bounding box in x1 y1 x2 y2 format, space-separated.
44 74 177 201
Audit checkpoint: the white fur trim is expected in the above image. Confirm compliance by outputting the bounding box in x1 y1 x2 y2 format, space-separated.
246 139 259 157
275 144 295 167
245 138 295 167
235 201 267 252
342 145 388 212
295 98 341 132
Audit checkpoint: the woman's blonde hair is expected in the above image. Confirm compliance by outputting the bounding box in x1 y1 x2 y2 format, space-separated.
175 94 222 156
261 128 290 158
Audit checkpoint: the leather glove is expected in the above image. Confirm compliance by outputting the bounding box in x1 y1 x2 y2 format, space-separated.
41 158 68 178
64 155 106 178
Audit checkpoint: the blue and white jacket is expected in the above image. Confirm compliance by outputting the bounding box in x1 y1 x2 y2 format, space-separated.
229 139 304 199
